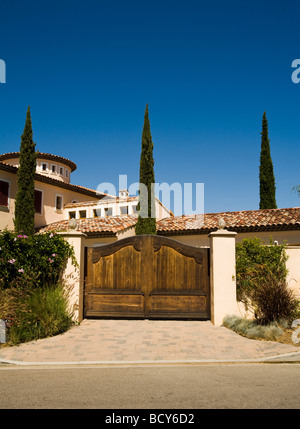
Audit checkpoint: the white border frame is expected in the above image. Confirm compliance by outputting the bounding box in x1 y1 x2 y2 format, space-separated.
51 163 58 175
55 193 63 212
68 210 77 220
79 209 87 219
40 161 49 173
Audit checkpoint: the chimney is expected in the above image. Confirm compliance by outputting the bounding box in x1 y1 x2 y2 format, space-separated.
119 189 129 200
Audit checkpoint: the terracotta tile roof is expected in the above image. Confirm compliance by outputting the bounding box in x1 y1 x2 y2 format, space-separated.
65 201 100 208
157 207 300 235
36 208 300 237
0 161 17 173
64 196 138 209
38 215 138 237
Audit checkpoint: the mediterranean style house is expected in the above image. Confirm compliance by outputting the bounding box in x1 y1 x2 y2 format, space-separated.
0 151 171 232
1 149 300 322
1 150 300 247
0 151 101 231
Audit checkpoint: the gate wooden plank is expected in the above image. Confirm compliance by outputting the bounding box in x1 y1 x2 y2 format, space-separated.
149 294 207 318
84 235 210 320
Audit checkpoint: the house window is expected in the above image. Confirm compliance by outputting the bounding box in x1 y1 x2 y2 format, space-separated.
51 164 57 174
59 166 64 175
0 179 9 208
69 211 76 219
79 210 86 219
104 207 112 217
42 163 48 172
56 195 63 211
65 169 69 178
34 190 43 214
93 209 101 218
120 206 128 215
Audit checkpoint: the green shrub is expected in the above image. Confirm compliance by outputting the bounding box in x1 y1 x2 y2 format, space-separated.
0 282 31 327
0 230 77 345
236 237 287 305
0 230 77 290
5 282 74 345
235 237 299 323
252 267 299 324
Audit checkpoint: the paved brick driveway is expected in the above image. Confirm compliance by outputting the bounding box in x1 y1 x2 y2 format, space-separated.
0 319 299 364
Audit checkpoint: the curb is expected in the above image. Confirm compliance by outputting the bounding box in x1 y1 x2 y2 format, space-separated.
1 350 300 367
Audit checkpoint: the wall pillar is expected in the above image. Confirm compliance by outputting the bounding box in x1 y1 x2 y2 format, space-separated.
208 227 239 326
57 231 86 323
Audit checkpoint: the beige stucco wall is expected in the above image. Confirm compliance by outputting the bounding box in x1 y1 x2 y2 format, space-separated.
286 246 300 299
0 169 17 230
117 226 136 240
35 159 72 184
155 197 171 220
3 156 72 184
80 227 136 248
33 180 98 228
236 230 300 245
58 231 86 321
65 196 171 221
209 230 240 325
166 229 300 247
0 169 99 231
83 236 117 247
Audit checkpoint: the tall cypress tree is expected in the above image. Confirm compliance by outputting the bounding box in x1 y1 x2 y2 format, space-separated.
259 112 277 209
14 106 37 235
135 104 156 235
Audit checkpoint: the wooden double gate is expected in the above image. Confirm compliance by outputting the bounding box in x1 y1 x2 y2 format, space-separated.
84 235 210 320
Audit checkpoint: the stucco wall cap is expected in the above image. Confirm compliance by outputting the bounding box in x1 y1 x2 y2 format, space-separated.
208 230 237 238
56 231 87 238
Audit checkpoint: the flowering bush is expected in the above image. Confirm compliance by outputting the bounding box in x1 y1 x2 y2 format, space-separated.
0 230 77 290
0 230 77 345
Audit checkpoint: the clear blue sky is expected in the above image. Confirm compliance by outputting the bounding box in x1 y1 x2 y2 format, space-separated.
1 0 300 215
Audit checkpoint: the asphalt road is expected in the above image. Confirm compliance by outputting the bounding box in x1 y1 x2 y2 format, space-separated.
0 363 299 410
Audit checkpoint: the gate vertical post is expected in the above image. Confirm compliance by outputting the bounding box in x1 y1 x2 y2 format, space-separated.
142 235 154 318
57 231 87 323
208 227 239 326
